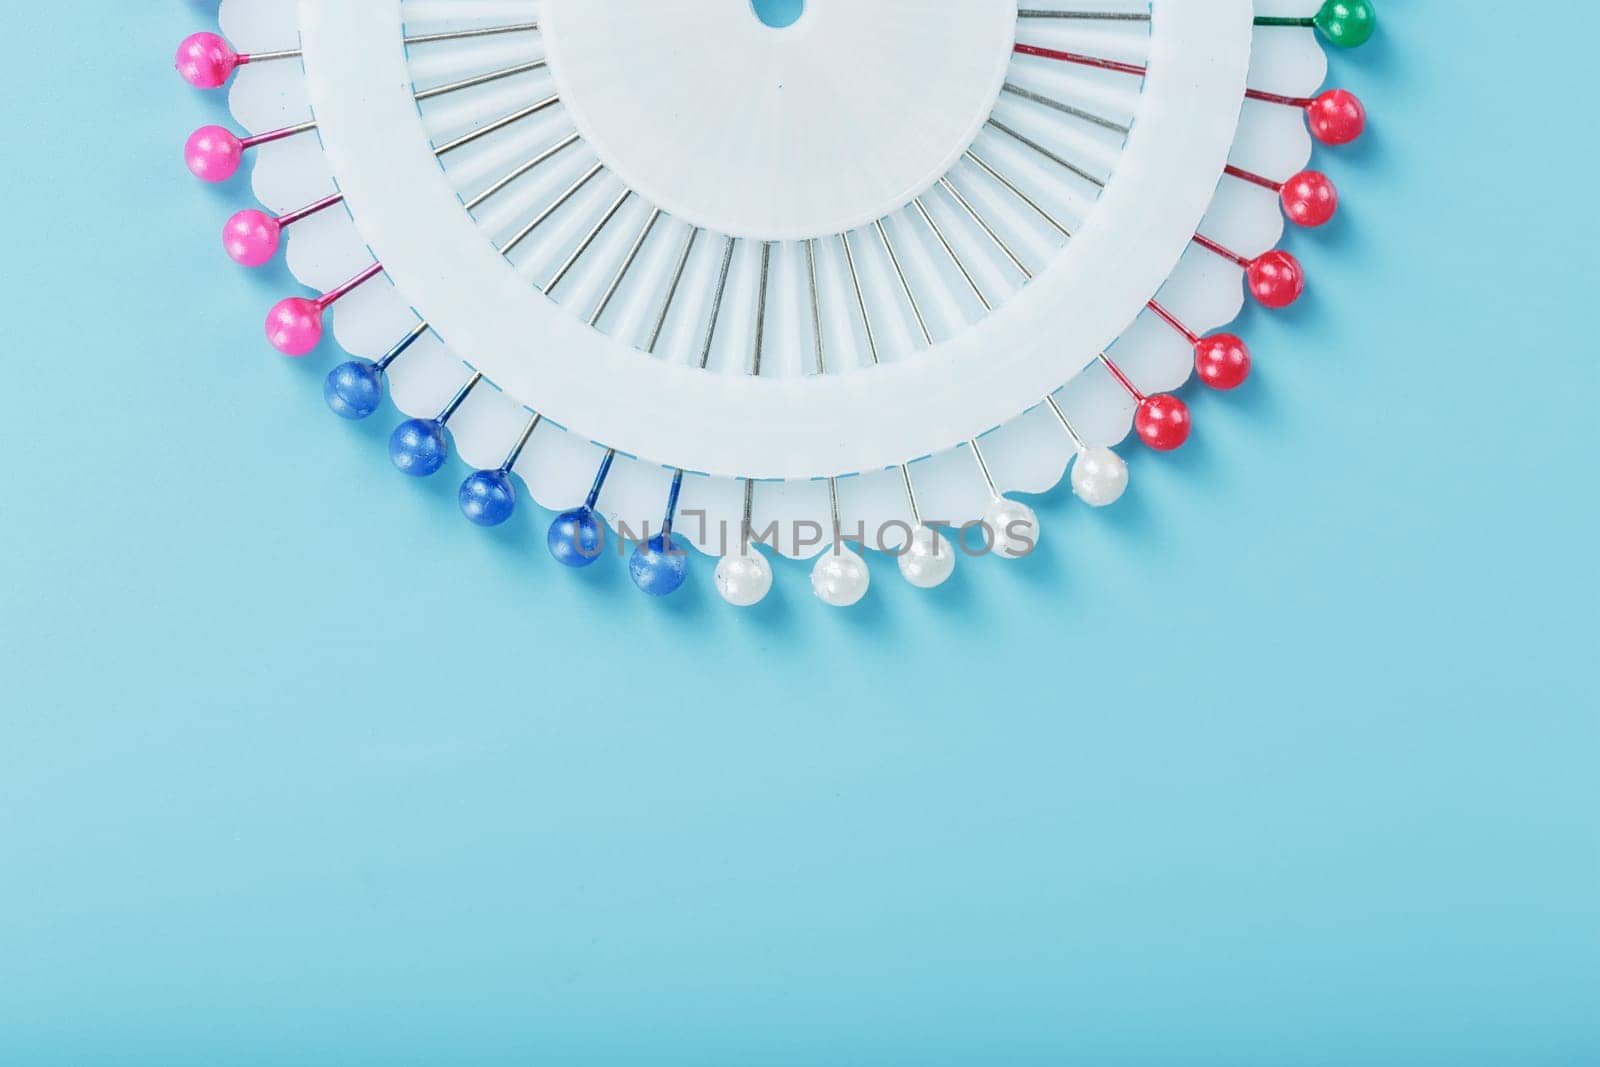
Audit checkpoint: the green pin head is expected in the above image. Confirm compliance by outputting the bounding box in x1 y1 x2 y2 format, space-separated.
1314 0 1376 48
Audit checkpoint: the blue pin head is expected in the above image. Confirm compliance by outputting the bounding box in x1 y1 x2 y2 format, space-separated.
459 468 517 527
630 533 689 596
548 507 606 568
388 418 449 477
324 359 386 420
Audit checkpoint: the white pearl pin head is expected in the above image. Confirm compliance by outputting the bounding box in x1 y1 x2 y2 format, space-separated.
715 550 773 607
984 497 1040 560
898 527 956 589
1071 446 1130 507
812 546 871 607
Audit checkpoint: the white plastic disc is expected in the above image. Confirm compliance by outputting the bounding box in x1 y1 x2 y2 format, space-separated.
300 0 1252 480
541 0 1017 241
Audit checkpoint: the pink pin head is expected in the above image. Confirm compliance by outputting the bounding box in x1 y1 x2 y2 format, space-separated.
1135 395 1192 452
1247 250 1305 309
224 210 283 267
185 125 244 182
1307 89 1366 146
266 297 325 357
1194 333 1251 391
1280 170 1338 228
176 32 240 89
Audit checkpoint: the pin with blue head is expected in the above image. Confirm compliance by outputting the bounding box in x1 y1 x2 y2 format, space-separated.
389 370 482 478
324 321 428 420
548 449 615 568
630 469 690 597
459 411 541 527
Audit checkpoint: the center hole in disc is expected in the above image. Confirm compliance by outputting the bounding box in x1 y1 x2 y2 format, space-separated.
751 0 804 29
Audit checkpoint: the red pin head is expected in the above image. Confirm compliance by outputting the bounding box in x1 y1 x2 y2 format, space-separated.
1195 334 1252 391
1280 170 1338 227
1247 250 1305 309
1307 89 1366 145
1135 395 1192 451
176 32 240 89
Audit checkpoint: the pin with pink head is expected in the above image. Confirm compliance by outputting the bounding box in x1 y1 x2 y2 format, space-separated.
224 194 344 267
184 126 245 183
176 32 242 89
223 211 280 267
176 32 299 90
266 263 385 357
185 121 315 183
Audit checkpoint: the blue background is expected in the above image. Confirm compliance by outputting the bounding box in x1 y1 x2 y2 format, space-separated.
2 3 1596 1062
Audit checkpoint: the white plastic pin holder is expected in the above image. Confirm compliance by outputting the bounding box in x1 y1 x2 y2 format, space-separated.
178 0 1374 607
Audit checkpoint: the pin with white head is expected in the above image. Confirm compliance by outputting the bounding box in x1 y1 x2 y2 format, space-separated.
847 222 958 590
1046 395 1130 508
812 478 871 609
709 244 774 606
901 197 1041 562
716 479 774 608
968 439 1039 560
895 466 956 590
805 233 876 607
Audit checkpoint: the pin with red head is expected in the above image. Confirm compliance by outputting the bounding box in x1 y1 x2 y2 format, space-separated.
1146 301 1253 391
1192 234 1306 309
1098 354 1192 452
1248 86 1368 146
1226 165 1339 228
